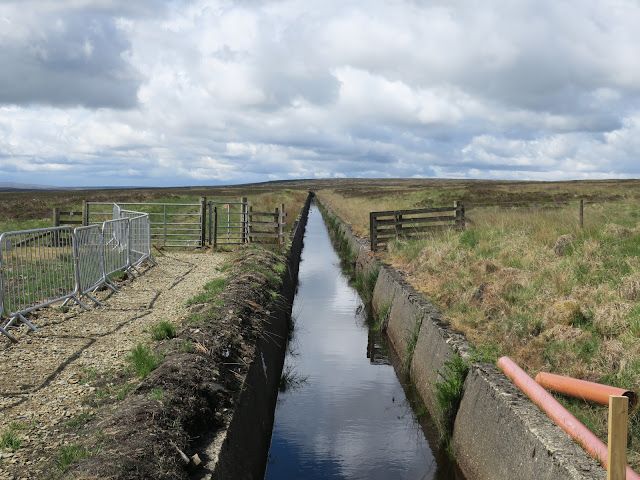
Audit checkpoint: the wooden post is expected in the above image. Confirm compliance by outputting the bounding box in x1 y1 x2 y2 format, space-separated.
241 197 248 244
395 213 402 240
607 395 629 480
53 207 61 227
200 197 207 247
280 203 286 249
370 212 377 252
454 201 460 230
580 199 584 229
460 203 466 231
213 207 218 249
248 206 253 243
82 200 88 226
274 207 280 249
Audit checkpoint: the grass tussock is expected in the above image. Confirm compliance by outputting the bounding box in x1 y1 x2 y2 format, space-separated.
126 344 162 379
318 184 640 469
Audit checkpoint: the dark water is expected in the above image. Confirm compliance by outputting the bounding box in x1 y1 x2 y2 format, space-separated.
264 205 462 480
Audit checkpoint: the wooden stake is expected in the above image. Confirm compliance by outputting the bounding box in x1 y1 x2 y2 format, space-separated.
608 395 629 480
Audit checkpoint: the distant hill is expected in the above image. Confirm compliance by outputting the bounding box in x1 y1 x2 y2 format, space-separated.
0 182 144 192
0 182 59 191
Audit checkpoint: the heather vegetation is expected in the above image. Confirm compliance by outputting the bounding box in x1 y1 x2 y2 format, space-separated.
317 179 640 467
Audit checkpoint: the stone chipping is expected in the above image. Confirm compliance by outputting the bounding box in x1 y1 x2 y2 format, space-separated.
0 251 229 480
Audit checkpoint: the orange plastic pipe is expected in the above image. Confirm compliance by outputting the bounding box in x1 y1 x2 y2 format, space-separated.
497 356 640 480
536 371 638 411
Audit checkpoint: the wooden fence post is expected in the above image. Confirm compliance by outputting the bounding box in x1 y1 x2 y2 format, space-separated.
200 197 207 247
53 207 61 227
370 212 377 252
607 395 629 480
580 199 584 229
82 200 88 226
395 213 402 240
280 203 286 249
241 197 248 244
248 206 253 243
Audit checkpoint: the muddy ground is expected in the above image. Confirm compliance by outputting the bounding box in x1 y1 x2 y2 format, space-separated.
0 246 288 479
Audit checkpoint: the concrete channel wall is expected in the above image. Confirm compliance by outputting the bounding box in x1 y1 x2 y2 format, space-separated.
315 195 607 480
209 193 313 480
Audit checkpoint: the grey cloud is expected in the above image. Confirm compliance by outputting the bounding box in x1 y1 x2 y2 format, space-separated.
0 9 142 108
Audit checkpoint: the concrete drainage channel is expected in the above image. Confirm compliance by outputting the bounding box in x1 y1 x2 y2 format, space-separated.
314 195 608 480
202 193 312 480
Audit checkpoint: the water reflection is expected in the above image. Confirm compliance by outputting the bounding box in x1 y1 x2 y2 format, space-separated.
264 205 457 480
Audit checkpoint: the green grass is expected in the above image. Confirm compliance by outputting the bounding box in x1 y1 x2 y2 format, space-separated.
403 317 422 370
126 344 161 378
66 411 94 428
54 444 89 473
150 388 164 401
0 423 24 451
150 321 176 341
186 277 227 305
434 355 469 447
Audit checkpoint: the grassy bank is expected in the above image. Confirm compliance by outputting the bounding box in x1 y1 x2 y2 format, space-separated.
317 179 640 468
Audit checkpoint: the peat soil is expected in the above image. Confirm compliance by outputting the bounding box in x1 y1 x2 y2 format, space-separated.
60 247 288 479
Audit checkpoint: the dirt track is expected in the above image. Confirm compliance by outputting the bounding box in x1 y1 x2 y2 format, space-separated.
0 251 229 480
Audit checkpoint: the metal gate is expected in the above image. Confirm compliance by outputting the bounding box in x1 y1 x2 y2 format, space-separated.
209 199 248 246
86 200 206 248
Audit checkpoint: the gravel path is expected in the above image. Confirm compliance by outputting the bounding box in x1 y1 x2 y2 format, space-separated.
0 251 229 479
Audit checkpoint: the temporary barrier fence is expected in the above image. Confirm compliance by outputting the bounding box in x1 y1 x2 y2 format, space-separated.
0 210 153 343
73 224 109 305
86 201 205 248
0 226 85 342
119 209 156 270
103 218 132 278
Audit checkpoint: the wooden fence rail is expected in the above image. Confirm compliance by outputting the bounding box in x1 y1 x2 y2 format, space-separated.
248 203 287 249
370 203 465 251
53 206 85 227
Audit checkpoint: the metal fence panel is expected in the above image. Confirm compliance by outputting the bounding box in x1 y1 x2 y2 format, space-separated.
87 202 203 247
120 210 152 266
0 227 77 323
102 219 130 276
0 209 154 342
74 225 105 294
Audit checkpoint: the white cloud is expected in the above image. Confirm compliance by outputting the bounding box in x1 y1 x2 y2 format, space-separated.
2 0 640 186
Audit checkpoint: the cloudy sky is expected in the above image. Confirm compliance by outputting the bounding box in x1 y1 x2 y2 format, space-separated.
1 0 639 187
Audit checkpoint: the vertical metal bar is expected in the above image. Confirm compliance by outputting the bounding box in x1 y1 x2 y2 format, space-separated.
200 197 207 248
163 204 167 247
213 207 218 248
208 202 213 246
580 199 584 229
241 197 248 244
